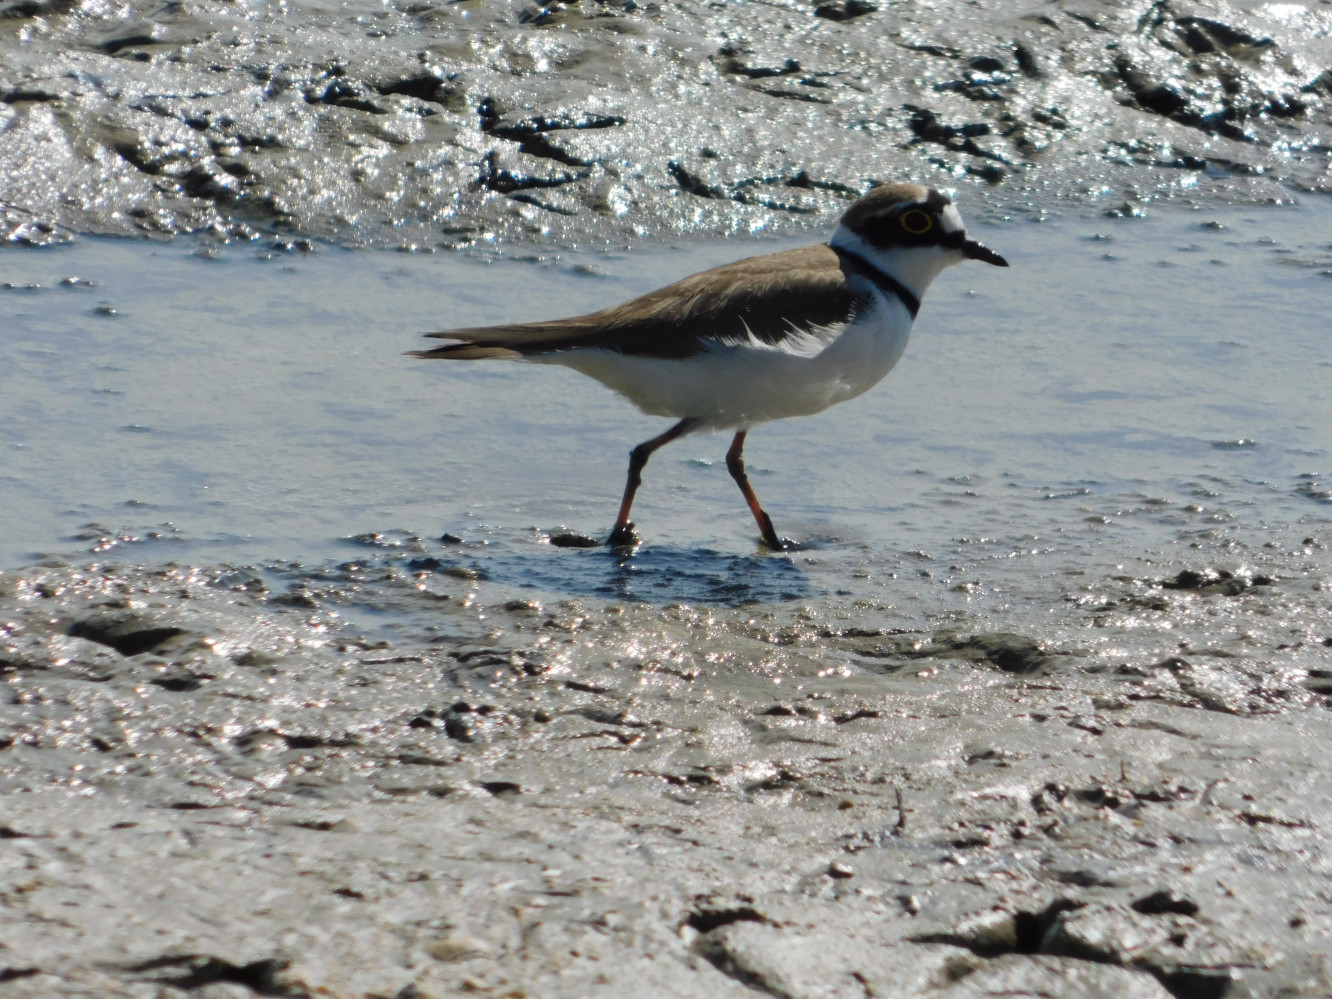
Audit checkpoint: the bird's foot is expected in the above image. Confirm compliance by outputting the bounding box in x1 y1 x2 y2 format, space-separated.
607 523 640 548
758 513 788 552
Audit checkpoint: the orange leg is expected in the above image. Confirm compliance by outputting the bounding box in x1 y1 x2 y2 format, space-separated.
726 431 784 550
608 418 698 547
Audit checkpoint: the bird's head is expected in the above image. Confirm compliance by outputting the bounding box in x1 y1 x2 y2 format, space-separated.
832 184 1007 298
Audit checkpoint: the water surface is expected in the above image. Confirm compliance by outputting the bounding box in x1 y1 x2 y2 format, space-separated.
2 197 1329 614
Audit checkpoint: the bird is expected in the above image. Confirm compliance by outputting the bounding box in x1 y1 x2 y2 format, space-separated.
409 183 1007 550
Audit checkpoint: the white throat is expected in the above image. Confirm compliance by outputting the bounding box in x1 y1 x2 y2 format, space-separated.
829 226 963 303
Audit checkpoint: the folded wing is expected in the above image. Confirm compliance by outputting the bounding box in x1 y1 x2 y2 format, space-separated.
408 244 865 361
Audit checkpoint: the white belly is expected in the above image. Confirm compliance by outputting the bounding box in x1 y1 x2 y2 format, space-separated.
545 295 913 430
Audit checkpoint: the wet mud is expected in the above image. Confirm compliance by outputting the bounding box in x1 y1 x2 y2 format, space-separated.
3 2 1332 997
2 0 1332 249
2 525 1330 996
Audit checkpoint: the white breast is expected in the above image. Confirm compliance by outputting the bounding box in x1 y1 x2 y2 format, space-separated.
546 287 914 430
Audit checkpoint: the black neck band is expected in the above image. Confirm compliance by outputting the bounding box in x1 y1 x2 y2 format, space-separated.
832 245 921 319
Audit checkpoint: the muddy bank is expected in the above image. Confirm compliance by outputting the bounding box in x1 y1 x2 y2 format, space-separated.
3 0 1332 249
2 521 1330 996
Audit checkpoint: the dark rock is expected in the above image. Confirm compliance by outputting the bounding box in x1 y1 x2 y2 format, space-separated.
1172 16 1273 58
96 25 164 54
668 161 728 200
549 532 600 549
481 106 626 139
960 632 1051 673
968 55 1007 74
68 612 187 656
271 589 319 608
307 78 386 114
1160 567 1258 596
1132 890 1200 918
442 701 500 742
716 45 801 80
685 906 770 933
181 162 243 203
908 106 992 144
478 150 585 194
1150 966 1236 999
150 672 206 692
0 0 80 15
813 1 877 22
1161 568 1214 589
377 73 449 104
1071 784 1128 809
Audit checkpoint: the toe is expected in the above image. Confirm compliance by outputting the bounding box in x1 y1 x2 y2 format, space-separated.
607 523 639 548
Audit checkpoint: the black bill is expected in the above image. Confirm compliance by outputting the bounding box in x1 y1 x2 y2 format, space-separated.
962 238 1008 266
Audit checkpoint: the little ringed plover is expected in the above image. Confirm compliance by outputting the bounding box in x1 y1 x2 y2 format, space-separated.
410 183 1007 549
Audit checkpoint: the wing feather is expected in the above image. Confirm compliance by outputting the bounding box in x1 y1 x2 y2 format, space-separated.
409 244 865 361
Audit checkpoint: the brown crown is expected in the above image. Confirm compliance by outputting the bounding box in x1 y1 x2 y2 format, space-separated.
839 184 949 233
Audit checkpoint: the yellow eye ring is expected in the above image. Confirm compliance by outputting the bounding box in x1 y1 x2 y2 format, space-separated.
900 209 934 235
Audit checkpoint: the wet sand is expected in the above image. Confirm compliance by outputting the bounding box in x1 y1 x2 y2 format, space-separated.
3 1 1332 997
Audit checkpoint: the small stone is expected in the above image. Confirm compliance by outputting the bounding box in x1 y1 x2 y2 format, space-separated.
1131 890 1199 917
549 532 600 549
1105 201 1146 219
425 935 493 962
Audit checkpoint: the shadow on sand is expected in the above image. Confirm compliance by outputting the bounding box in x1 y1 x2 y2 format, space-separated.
468 540 816 606
329 527 821 606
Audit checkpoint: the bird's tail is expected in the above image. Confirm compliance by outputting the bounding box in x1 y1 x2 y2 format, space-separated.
407 321 584 360
406 341 522 360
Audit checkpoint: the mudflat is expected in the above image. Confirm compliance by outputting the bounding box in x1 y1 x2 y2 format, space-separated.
2 2 1331 997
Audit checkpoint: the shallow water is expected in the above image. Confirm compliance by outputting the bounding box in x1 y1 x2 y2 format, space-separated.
2 196 1330 618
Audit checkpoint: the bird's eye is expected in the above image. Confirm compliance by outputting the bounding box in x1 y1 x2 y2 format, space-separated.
900 209 934 235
